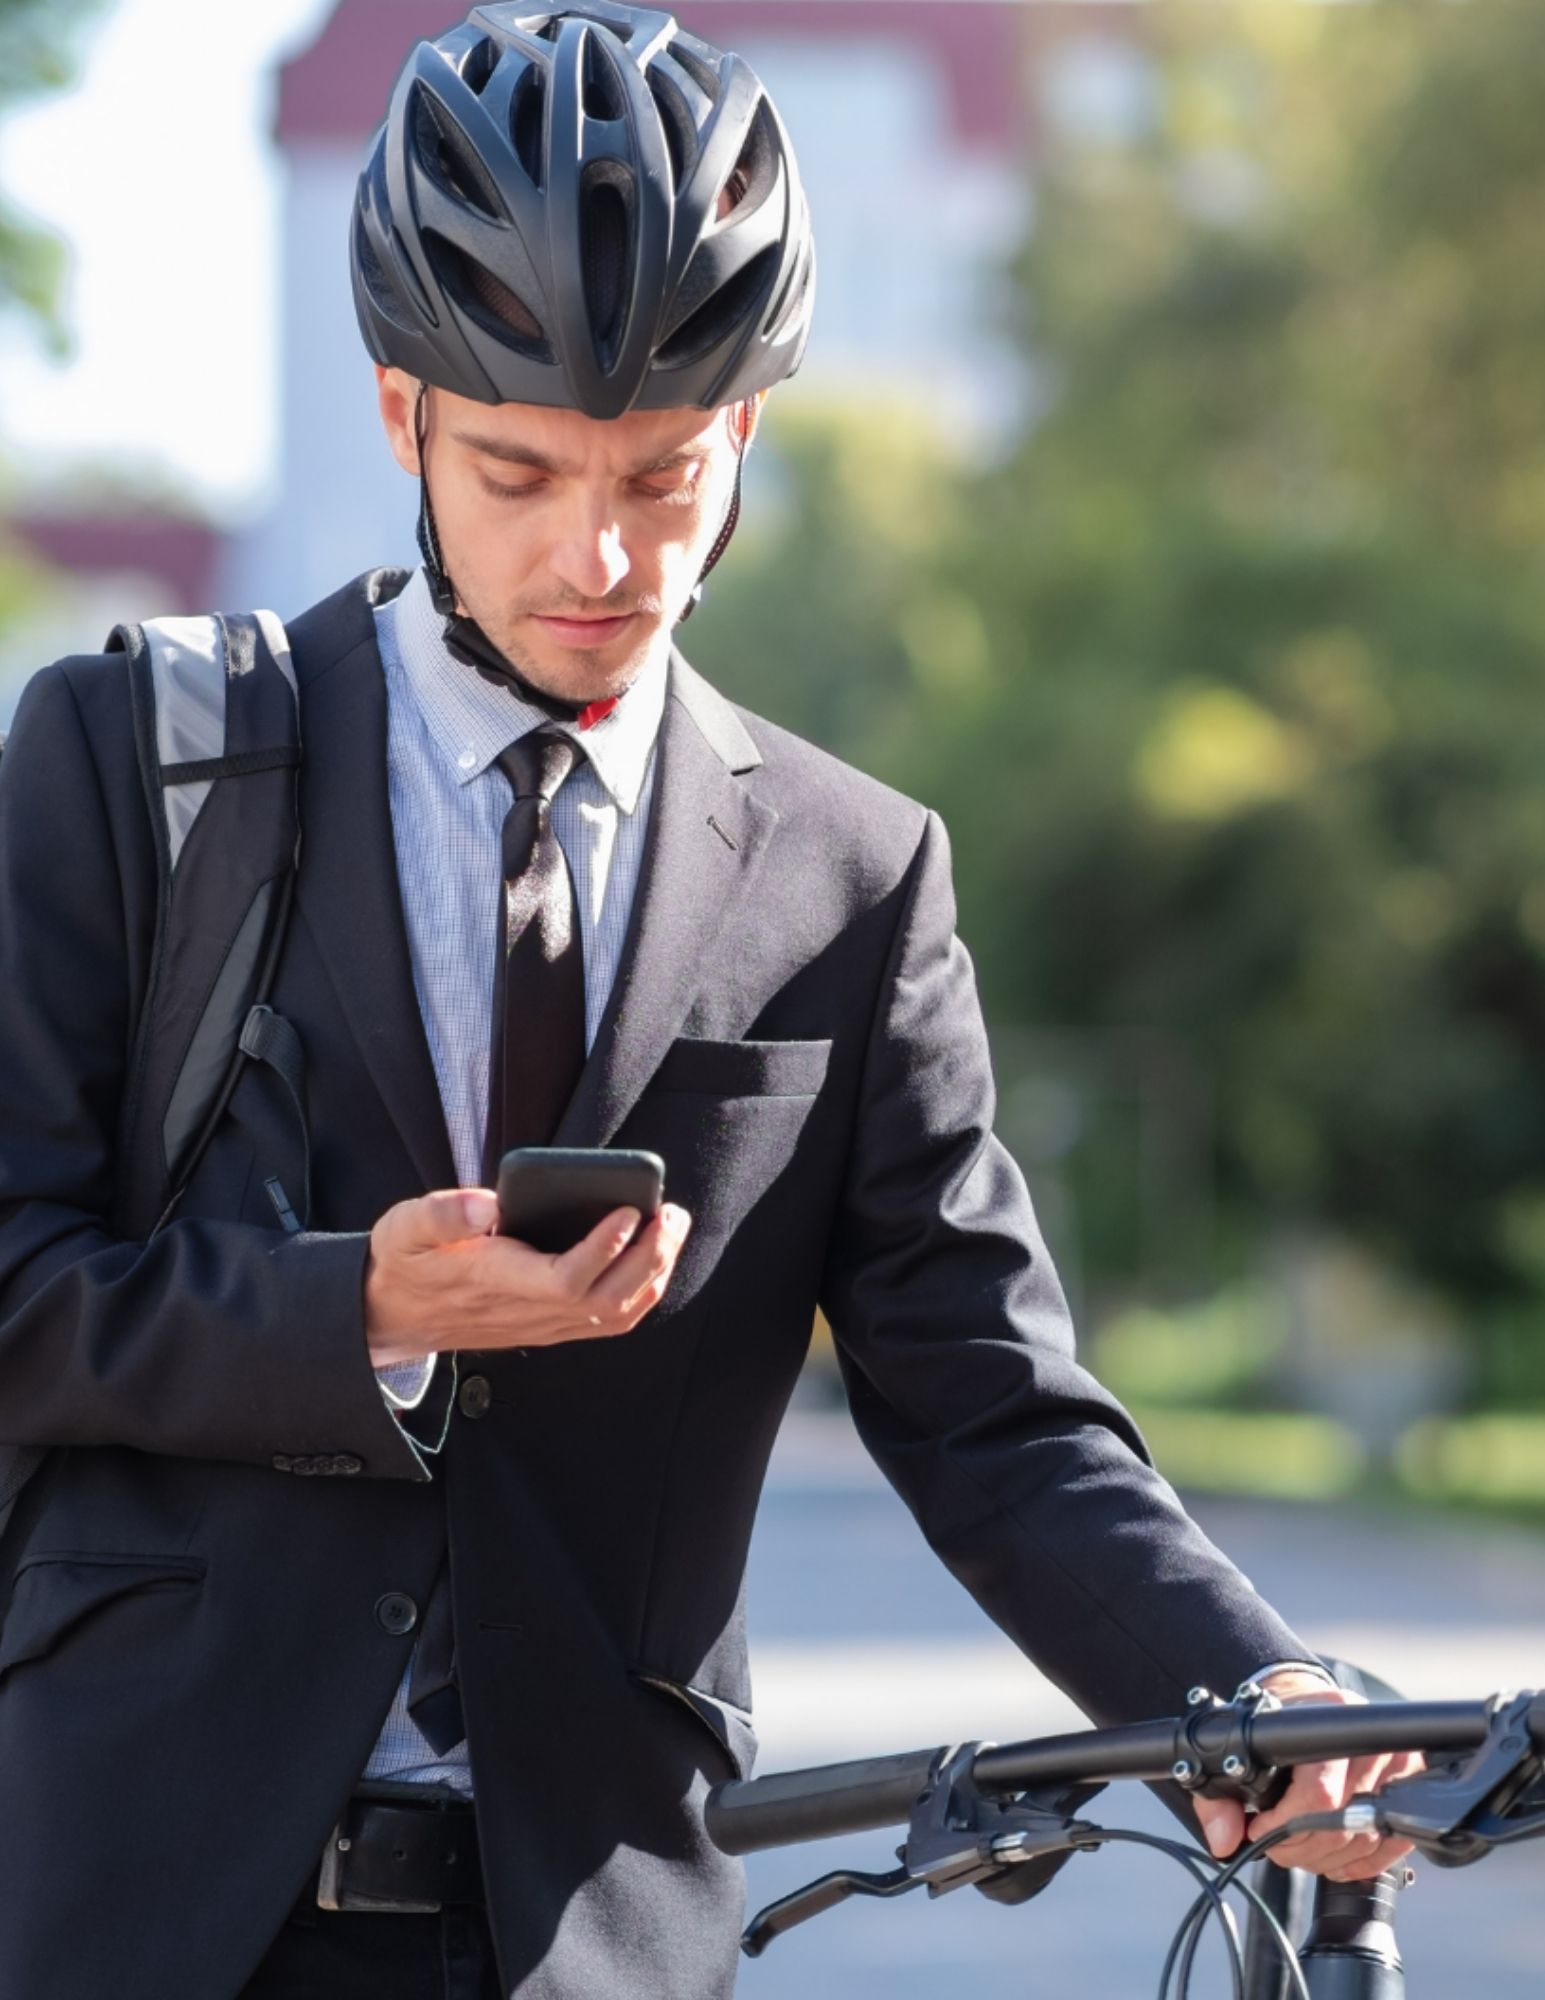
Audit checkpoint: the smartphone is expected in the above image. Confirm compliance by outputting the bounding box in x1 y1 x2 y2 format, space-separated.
496 1147 665 1254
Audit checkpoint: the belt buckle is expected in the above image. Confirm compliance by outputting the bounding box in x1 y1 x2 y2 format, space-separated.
316 1815 442 1916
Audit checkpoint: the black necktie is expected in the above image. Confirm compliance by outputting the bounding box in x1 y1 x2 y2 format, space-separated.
407 724 587 1758
481 726 589 1180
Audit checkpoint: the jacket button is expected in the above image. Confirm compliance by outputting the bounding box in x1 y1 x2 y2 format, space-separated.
458 1375 492 1420
375 1592 417 1636
272 1454 293 1473
333 1454 363 1475
291 1456 316 1476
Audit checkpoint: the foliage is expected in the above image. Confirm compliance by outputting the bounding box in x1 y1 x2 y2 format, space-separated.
692 4 1545 1326
1092 1284 1287 1410
0 0 98 347
0 0 100 652
1397 1412 1545 1510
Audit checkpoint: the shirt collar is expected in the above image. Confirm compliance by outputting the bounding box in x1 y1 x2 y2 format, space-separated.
383 565 666 814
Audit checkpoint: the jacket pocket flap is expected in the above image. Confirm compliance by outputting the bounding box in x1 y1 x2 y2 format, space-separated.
651 1037 832 1099
632 1670 759 1780
0 1554 205 1676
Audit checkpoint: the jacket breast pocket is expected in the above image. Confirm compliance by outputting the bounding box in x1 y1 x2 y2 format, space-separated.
0 1552 206 1680
650 1037 832 1100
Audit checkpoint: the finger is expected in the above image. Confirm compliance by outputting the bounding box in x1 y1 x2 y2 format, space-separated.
616 1206 692 1313
1250 1759 1350 1843
1305 1748 1424 1873
582 1207 691 1319
1345 1753 1391 1793
1328 1836 1415 1882
1193 1797 1243 1859
396 1187 501 1250
1252 1759 1359 1872
1267 1832 1364 1874
1316 1826 1385 1874
542 1207 642 1299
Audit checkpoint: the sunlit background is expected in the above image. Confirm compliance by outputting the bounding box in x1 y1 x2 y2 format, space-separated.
5 1 1545 1991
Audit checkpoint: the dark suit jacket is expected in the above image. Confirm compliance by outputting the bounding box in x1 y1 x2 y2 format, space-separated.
0 569 1308 1998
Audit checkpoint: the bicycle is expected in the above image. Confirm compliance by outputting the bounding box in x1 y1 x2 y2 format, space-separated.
705 1663 1545 1997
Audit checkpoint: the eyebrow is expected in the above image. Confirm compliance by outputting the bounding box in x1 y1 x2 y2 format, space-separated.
449 429 711 478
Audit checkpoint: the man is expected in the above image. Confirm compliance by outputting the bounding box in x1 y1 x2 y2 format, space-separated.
0 7 1417 1997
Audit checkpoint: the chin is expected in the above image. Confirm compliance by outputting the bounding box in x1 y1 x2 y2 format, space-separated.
510 628 662 705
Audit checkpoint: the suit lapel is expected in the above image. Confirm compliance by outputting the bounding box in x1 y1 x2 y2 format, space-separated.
291 576 458 1194
559 654 779 1147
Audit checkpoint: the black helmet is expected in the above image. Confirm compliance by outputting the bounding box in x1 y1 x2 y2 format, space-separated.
351 2 816 419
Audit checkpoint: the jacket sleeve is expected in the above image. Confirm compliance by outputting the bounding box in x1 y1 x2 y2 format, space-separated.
819 809 1313 1727
0 661 426 1480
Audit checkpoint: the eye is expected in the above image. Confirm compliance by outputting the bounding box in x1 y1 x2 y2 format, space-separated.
634 461 703 501
480 473 546 501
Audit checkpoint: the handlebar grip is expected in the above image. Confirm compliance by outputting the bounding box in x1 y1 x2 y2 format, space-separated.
705 1747 941 1856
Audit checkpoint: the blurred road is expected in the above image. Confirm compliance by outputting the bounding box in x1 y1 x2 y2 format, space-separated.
734 1411 1545 1997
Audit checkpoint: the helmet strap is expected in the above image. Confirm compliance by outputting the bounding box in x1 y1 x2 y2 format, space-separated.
412 383 590 723
678 396 757 625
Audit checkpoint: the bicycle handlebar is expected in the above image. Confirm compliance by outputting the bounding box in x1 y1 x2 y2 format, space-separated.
706 1696 1534 1856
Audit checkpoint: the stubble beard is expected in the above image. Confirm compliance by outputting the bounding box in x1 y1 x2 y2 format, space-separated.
458 586 671 706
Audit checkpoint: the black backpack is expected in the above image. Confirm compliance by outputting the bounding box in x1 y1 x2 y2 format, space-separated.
0 608 307 1536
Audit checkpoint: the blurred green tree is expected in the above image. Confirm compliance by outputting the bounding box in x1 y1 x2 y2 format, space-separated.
0 0 97 344
0 0 100 644
692 4 1545 1325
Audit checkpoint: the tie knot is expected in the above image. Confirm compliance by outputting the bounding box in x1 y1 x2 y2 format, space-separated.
498 725 584 805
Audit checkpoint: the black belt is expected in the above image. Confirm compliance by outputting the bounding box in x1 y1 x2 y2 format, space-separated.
316 1784 482 1914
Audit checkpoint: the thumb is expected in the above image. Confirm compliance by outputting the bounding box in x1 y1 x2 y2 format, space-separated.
407 1187 500 1245
1193 1796 1244 1860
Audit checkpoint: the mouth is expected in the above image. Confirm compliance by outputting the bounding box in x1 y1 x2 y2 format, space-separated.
530 611 637 648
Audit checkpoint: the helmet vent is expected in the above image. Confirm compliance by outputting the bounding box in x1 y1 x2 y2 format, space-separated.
353 209 415 332
580 170 632 360
581 33 624 123
460 35 499 96
667 38 720 101
658 243 777 368
646 69 692 192
424 230 552 359
414 86 505 222
720 102 777 221
511 64 546 187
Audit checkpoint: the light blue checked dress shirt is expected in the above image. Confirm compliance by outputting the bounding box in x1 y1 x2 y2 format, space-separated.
361 564 665 1793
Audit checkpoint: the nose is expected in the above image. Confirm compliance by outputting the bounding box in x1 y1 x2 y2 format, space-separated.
547 494 631 603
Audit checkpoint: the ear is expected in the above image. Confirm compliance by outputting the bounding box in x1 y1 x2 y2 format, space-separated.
376 366 423 475
733 389 770 447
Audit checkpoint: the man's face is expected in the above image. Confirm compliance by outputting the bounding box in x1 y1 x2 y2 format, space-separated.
376 367 744 704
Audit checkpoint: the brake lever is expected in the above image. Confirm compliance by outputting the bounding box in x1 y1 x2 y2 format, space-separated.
1366 1688 1545 1866
739 1740 1101 1957
740 1862 919 1957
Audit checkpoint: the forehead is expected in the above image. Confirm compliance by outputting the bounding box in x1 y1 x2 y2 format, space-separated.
444 392 729 475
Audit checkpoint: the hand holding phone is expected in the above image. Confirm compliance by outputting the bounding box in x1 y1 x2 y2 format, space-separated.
362 1152 684 1366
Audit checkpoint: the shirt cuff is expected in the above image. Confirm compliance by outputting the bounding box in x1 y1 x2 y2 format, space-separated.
1240 1659 1339 1697
375 1355 437 1412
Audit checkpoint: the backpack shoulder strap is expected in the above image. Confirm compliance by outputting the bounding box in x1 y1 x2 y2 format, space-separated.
111 609 305 1240
3 611 307 1227
3 611 304 1543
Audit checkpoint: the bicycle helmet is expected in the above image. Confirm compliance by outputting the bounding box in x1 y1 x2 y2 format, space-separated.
351 3 816 420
